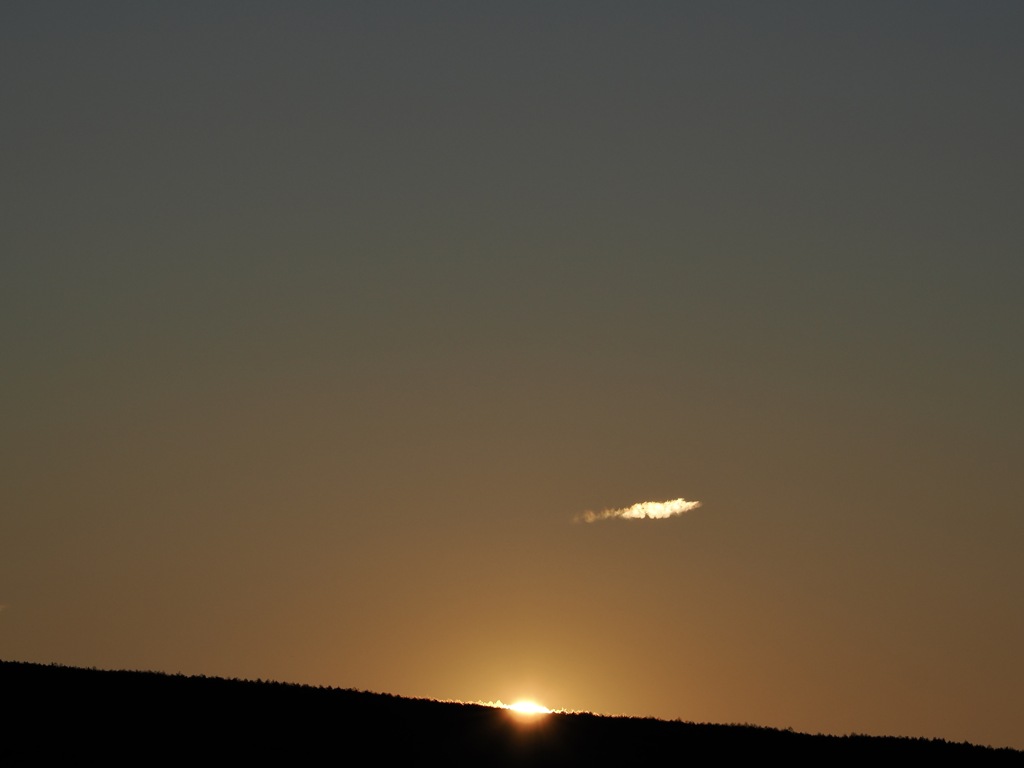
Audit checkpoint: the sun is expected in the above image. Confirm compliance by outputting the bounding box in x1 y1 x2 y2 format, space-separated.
506 700 551 716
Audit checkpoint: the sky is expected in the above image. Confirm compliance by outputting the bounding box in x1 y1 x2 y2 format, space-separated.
2 2 1022 750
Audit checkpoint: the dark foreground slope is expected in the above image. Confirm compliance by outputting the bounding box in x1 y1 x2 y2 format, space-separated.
3 661 1019 764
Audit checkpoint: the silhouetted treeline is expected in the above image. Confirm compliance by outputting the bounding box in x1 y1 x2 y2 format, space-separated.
3 660 1019 764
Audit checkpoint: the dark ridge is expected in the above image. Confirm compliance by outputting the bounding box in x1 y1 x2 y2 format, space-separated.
3 660 1019 763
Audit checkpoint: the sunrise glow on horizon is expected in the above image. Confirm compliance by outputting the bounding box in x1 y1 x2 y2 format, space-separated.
505 700 552 715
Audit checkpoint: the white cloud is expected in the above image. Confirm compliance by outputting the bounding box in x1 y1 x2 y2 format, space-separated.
576 497 702 523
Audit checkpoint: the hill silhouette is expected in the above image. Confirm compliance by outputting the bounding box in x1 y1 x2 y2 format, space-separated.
3 660 1018 763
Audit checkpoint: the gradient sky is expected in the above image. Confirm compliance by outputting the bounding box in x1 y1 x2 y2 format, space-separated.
3 2 1022 749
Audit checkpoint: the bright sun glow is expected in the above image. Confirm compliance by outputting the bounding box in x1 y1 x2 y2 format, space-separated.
506 700 551 715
